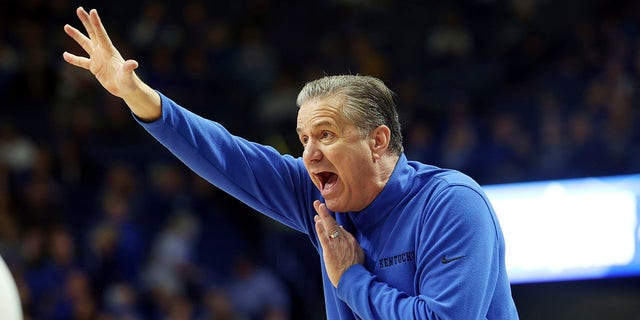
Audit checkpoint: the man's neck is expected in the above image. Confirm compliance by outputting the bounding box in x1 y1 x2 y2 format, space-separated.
369 153 401 200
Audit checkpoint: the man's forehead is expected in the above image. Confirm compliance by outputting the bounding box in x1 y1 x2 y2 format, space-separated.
296 98 348 131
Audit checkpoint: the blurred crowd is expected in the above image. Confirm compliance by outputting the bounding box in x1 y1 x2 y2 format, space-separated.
1 0 640 319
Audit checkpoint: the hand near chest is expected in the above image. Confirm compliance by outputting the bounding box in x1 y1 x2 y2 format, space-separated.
314 200 365 287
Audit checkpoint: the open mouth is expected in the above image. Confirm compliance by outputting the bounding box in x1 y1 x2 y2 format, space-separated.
316 171 338 193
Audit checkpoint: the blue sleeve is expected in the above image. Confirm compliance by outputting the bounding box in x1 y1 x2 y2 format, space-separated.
336 185 503 320
135 92 316 233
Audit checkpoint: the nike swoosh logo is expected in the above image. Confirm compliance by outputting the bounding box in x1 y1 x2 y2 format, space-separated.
441 255 467 264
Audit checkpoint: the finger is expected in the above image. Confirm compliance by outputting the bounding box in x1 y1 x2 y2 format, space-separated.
314 200 332 220
314 200 339 235
313 201 327 236
89 9 113 47
76 7 97 41
64 24 93 55
123 59 139 73
62 52 90 70
315 214 332 250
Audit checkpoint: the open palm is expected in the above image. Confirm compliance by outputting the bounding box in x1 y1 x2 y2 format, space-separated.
63 7 139 99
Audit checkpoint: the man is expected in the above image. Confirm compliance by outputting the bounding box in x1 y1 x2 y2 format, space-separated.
63 7 519 319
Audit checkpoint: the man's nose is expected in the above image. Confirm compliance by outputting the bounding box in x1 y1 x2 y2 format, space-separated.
303 140 323 163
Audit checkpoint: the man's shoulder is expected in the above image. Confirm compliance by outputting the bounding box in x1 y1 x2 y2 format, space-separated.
409 161 480 190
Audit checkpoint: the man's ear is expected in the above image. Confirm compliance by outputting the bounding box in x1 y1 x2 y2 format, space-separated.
370 125 391 160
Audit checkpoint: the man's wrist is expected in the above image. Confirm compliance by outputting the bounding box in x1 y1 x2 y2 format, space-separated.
122 78 162 122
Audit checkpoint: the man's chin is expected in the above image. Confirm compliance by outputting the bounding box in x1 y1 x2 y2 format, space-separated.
324 198 346 213
322 199 337 212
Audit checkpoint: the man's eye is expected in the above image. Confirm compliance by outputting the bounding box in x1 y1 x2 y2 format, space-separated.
321 131 332 139
301 137 309 145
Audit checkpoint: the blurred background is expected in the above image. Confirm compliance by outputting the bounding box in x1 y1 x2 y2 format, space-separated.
1 0 640 319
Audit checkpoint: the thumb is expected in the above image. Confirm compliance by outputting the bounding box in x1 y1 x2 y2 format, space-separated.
123 59 139 73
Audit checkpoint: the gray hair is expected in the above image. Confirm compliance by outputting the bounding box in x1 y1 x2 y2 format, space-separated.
296 75 403 155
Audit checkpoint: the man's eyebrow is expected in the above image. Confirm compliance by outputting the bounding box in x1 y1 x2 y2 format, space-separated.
296 120 334 135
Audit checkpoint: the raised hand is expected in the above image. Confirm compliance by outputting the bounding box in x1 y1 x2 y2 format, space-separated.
313 200 365 287
63 7 160 121
63 7 139 98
